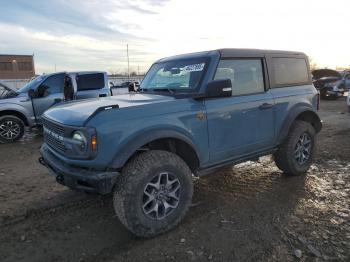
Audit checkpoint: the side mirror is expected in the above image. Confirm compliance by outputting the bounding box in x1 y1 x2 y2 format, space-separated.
37 85 47 98
28 89 36 99
204 79 232 98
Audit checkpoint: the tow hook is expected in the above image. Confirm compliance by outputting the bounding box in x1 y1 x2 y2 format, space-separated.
56 175 64 184
38 157 46 167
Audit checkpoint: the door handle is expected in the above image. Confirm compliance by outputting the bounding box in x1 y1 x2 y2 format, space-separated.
259 103 274 110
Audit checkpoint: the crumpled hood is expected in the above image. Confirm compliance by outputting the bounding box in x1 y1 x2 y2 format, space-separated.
43 93 175 126
312 69 342 82
0 85 18 99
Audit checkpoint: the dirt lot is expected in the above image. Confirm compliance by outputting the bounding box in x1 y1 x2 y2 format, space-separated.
0 98 349 262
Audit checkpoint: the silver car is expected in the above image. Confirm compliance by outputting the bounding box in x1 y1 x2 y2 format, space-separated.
0 71 111 143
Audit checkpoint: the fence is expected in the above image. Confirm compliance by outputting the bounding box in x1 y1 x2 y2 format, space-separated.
1 76 144 90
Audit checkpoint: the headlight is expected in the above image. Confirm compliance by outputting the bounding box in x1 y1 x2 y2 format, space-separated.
72 131 87 152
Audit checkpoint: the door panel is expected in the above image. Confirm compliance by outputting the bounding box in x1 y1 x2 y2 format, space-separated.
205 58 275 164
205 92 275 163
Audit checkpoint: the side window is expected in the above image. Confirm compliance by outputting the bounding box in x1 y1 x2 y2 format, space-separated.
214 59 265 96
272 58 309 86
76 73 104 91
40 74 65 94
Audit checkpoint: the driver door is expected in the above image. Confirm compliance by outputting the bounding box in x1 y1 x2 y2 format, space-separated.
205 58 275 164
32 73 65 123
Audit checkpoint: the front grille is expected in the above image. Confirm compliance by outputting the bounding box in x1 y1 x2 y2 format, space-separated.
42 118 66 153
42 118 65 134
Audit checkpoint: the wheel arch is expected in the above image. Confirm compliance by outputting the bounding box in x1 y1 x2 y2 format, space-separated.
0 110 28 126
277 105 322 144
110 129 201 172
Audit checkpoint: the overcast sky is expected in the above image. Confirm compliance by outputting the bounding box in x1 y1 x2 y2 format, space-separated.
0 0 349 74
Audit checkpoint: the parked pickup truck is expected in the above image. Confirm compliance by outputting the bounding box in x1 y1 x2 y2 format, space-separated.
0 71 111 143
39 49 322 237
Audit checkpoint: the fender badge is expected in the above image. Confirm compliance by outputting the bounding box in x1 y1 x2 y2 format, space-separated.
196 112 205 120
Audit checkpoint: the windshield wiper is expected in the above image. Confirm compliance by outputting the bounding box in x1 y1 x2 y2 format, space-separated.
153 88 175 94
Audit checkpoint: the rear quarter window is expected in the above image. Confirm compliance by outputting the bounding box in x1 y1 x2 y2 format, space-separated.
272 58 309 86
76 73 105 91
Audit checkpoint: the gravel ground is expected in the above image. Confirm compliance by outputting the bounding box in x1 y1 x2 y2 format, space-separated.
0 97 349 262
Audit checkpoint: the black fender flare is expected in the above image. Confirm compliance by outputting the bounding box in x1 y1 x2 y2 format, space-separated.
277 104 322 144
109 128 201 169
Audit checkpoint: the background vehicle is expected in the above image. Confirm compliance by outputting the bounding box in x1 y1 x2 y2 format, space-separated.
110 81 140 94
312 69 350 99
39 49 322 238
0 71 110 143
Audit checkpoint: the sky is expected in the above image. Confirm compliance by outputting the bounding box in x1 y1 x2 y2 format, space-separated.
0 0 349 74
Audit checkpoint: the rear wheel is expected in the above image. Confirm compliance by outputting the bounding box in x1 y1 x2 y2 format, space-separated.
0 115 25 143
113 150 193 238
274 120 316 176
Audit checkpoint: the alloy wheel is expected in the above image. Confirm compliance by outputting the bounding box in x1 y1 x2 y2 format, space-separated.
294 132 312 165
142 172 181 220
0 120 21 140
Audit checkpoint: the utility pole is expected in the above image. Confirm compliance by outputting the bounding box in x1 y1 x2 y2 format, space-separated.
54 64 56 72
127 44 130 81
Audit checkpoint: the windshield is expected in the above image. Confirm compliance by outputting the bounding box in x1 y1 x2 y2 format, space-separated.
140 58 208 91
17 75 45 93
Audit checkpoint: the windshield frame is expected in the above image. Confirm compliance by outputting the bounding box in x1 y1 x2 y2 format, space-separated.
17 75 46 94
140 57 210 94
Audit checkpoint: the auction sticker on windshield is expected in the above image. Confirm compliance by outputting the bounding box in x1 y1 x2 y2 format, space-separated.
183 63 205 72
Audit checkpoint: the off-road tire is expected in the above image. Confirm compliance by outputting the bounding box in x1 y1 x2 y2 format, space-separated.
274 120 316 176
0 115 25 143
113 150 193 238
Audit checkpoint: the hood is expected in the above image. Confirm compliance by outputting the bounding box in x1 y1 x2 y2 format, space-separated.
43 93 175 126
312 69 342 82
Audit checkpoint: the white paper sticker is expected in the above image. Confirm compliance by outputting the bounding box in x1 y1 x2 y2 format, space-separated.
183 63 205 72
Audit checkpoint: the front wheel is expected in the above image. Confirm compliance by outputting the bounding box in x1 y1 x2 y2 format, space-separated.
113 150 193 238
0 115 25 143
274 120 316 176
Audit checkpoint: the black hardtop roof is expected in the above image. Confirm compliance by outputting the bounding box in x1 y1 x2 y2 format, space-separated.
157 48 307 62
219 48 307 57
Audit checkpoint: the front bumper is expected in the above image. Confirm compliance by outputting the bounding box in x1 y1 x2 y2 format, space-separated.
39 144 120 194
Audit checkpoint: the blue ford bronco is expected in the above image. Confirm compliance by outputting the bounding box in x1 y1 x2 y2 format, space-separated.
39 49 322 237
